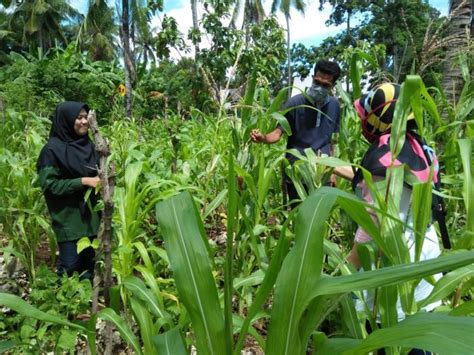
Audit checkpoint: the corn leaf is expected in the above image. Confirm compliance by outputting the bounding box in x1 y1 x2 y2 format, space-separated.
317 313 474 355
203 188 228 218
450 300 474 317
458 139 473 233
152 327 187 354
418 264 474 308
233 269 265 289
155 192 225 355
411 181 433 261
266 190 338 354
340 294 366 339
379 285 398 330
224 150 238 354
267 87 290 115
271 112 291 136
134 265 166 312
383 166 413 314
311 250 474 298
122 275 170 320
233 208 297 355
390 76 418 159
350 52 363 99
241 67 257 124
130 298 155 354
97 308 143 355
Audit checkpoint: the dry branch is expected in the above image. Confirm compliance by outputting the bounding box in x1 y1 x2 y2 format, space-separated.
88 110 115 354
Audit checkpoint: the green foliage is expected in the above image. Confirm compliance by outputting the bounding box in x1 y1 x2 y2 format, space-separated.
7 0 81 53
0 109 52 278
430 55 473 248
156 192 226 354
239 16 287 89
292 0 445 85
0 46 122 118
75 0 117 62
317 313 474 355
136 58 215 117
0 266 92 353
0 8 472 353
366 0 441 78
199 4 286 93
152 185 474 354
200 8 241 85
155 15 186 60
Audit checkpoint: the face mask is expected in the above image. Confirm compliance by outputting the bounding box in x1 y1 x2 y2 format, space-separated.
307 84 329 107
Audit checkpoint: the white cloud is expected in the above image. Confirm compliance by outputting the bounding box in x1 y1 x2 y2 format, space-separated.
267 1 344 46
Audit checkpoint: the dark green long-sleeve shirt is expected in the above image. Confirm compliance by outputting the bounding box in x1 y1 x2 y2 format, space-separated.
38 166 100 242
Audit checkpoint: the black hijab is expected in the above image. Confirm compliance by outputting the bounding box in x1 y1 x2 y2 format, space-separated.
37 101 99 178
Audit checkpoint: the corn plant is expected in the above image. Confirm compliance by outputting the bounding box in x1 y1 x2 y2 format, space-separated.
149 67 474 354
0 110 54 278
1 41 472 355
153 187 474 354
156 191 226 354
429 54 474 249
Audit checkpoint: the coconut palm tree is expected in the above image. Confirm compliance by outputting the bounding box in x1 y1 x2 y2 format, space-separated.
229 0 266 60
230 0 266 29
131 0 157 66
0 8 22 63
118 0 156 116
8 0 80 53
441 0 472 106
76 0 117 62
271 0 306 92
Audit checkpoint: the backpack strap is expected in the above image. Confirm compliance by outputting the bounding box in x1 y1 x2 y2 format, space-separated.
419 137 452 249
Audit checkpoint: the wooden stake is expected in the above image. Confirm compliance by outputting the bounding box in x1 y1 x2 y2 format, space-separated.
88 110 115 354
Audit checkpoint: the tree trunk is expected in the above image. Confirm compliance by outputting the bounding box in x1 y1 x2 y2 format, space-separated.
121 0 134 118
346 9 352 92
243 0 251 45
38 28 44 54
230 0 241 28
191 0 200 58
441 0 472 106
286 14 292 98
392 44 398 80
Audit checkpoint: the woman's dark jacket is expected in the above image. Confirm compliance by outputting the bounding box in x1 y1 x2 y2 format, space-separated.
37 102 100 242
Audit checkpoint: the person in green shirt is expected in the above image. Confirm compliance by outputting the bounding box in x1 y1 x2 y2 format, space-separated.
37 101 101 280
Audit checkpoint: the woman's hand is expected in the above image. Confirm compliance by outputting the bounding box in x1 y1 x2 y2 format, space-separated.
333 166 355 181
81 176 101 188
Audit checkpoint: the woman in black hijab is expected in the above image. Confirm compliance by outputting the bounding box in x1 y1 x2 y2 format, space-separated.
37 101 101 280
